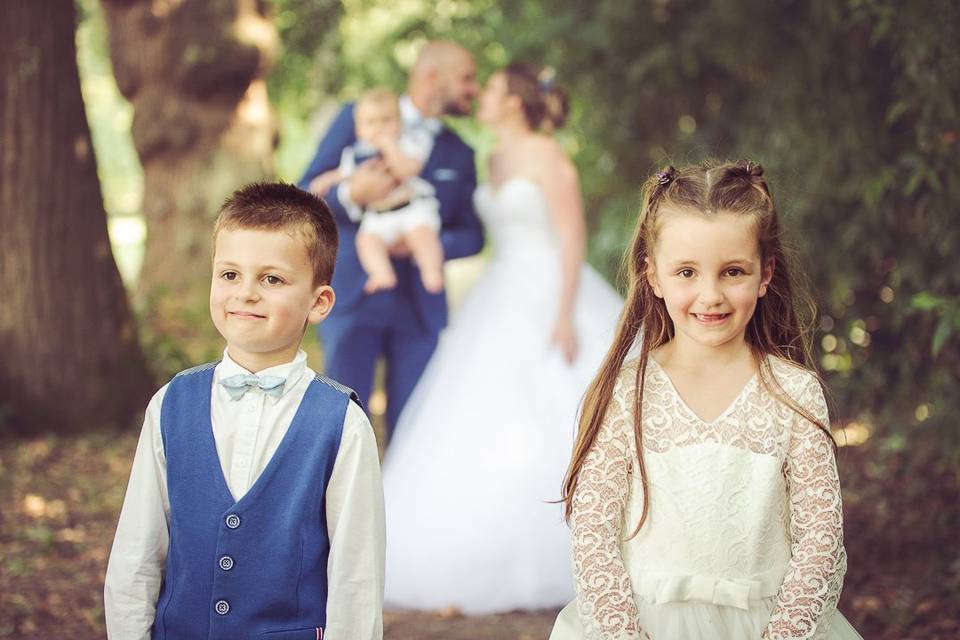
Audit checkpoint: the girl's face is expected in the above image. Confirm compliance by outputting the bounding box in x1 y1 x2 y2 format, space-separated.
477 72 515 126
646 208 773 353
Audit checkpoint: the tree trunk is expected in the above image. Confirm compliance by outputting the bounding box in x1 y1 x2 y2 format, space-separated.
101 0 278 372
0 1 153 434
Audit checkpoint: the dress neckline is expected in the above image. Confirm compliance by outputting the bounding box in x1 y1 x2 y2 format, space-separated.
647 355 759 426
484 176 542 197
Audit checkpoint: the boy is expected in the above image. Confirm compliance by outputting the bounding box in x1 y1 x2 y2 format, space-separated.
309 87 444 294
104 183 385 639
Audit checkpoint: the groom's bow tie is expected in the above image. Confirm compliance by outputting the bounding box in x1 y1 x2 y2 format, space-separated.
219 373 286 400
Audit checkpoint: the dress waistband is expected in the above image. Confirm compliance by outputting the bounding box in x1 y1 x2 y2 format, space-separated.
634 568 784 611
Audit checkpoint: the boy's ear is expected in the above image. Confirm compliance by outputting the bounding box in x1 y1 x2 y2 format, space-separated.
645 257 662 298
307 285 336 325
759 256 776 297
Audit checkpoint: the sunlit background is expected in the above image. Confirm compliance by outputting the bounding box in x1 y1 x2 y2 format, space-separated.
1 0 956 637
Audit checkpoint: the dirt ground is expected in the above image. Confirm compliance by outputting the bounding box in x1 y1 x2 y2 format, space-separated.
0 432 558 639
1 429 958 638
384 609 558 639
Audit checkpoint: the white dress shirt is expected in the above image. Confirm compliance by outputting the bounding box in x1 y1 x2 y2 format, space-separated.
338 94 442 221
104 349 385 640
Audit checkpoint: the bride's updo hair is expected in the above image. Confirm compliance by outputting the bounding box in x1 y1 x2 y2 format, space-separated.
503 62 569 133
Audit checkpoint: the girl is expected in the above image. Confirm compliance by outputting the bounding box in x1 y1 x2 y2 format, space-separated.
551 161 863 639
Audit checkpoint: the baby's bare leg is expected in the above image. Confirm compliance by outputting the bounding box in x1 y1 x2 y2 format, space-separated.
405 225 444 293
356 231 398 293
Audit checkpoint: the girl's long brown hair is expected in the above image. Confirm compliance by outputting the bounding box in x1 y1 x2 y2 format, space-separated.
561 159 832 536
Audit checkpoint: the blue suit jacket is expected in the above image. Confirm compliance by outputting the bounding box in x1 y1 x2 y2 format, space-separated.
299 103 484 332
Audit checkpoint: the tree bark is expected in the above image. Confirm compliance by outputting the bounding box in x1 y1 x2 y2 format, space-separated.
0 1 153 434
101 0 278 371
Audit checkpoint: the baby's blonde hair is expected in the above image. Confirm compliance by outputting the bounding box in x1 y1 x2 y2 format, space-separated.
356 87 400 113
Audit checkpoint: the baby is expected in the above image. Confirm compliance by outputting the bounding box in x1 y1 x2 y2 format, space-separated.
311 87 444 294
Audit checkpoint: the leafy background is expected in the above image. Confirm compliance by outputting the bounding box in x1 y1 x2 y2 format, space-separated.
1 0 957 637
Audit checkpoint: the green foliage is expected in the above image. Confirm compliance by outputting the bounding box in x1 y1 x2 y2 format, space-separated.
269 0 959 444
268 0 344 179
75 0 143 219
80 0 957 440
911 293 960 357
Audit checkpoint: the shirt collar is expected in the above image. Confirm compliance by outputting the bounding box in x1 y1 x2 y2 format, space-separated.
217 349 308 399
399 94 443 136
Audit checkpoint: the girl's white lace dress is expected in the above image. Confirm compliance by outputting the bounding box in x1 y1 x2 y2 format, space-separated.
381 178 623 613
551 356 864 640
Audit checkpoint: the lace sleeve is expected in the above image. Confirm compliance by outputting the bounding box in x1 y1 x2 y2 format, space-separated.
763 375 847 640
571 368 650 640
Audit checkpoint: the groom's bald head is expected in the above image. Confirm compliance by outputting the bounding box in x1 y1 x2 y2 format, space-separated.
409 41 477 117
412 41 471 76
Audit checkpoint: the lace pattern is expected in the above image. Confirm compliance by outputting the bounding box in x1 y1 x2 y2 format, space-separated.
570 357 846 639
762 372 846 640
571 363 649 639
642 357 791 457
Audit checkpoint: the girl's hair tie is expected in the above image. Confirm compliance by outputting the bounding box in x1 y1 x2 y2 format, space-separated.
655 170 673 186
738 160 764 178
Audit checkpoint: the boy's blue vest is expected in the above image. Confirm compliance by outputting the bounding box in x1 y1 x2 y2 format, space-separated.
152 362 358 640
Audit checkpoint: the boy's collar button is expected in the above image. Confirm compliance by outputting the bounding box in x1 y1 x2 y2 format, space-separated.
225 514 241 529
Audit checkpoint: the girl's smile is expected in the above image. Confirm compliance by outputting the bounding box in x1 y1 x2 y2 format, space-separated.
647 207 773 355
692 312 731 325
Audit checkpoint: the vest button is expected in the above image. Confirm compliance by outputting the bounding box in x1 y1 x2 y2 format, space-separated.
219 555 235 571
215 599 230 615
225 514 241 529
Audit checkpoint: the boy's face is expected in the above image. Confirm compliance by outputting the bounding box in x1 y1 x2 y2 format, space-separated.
210 227 334 372
355 101 402 145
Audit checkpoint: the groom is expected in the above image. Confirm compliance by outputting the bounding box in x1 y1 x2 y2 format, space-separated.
299 40 484 438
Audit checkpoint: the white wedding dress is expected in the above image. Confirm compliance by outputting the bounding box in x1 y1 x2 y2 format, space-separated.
382 177 623 613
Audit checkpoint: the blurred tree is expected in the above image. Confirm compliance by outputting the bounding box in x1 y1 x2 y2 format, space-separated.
267 0 343 180
100 0 280 372
0 1 152 434
283 0 959 446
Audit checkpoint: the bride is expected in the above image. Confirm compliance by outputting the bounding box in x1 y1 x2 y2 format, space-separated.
382 63 623 613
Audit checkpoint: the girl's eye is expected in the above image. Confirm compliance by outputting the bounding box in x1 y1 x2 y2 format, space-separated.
725 267 746 277
221 271 238 281
263 275 284 286
677 268 695 278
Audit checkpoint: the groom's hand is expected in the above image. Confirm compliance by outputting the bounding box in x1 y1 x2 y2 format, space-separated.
348 159 398 206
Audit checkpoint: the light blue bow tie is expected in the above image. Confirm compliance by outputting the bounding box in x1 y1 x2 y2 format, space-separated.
219 373 286 401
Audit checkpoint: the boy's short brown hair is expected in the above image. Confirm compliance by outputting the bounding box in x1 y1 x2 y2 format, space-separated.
214 182 339 286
